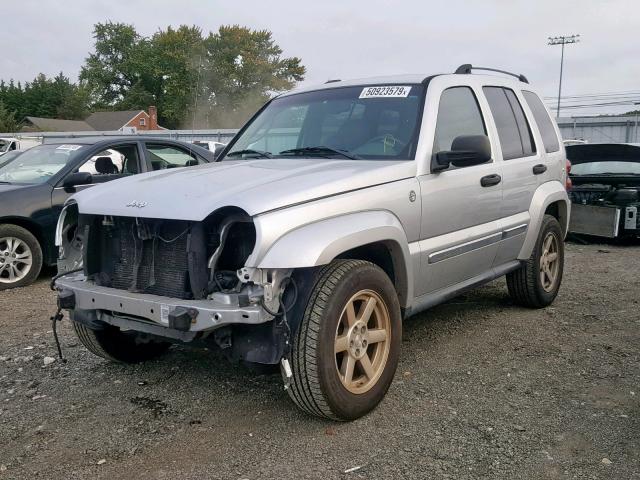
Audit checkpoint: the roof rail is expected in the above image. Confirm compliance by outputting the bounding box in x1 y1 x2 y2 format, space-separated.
454 64 529 84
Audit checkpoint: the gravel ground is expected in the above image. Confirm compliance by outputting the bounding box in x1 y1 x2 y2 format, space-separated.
0 242 639 479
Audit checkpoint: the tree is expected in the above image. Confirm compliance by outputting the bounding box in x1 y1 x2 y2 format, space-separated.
0 101 20 133
202 25 305 128
79 22 143 108
79 22 306 128
0 73 88 122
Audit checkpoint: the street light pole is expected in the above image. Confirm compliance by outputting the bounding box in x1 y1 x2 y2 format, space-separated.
548 35 580 119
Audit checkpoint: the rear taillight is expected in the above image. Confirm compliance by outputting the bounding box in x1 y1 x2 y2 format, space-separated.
565 159 572 191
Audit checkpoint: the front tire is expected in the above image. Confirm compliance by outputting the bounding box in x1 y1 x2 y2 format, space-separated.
286 260 402 421
0 224 43 290
72 321 171 363
507 215 564 308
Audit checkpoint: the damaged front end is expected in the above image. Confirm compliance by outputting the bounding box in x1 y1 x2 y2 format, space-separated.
54 205 296 365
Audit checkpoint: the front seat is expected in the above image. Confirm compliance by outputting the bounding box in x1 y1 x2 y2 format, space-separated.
95 157 118 174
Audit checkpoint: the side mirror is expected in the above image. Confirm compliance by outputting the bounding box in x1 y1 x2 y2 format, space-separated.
63 172 93 190
213 144 225 160
432 135 492 172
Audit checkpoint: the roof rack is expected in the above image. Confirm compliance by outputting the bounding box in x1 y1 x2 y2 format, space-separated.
454 64 529 84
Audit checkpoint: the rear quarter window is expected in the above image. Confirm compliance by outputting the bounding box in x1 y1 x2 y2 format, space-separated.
522 91 560 153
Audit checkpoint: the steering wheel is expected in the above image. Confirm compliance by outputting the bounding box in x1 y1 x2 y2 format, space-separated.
356 134 406 155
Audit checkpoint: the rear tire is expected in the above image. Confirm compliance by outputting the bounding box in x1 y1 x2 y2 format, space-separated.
286 260 401 421
507 215 564 308
72 321 171 363
0 224 43 290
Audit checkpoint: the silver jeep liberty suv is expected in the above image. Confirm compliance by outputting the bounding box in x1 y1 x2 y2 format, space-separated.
55 65 570 420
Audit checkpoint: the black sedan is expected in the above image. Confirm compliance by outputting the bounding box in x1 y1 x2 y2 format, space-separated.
0 136 215 289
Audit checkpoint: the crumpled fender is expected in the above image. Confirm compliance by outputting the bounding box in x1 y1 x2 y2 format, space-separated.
518 180 570 260
255 210 413 307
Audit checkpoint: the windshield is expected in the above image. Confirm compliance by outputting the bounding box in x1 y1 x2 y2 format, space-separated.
224 84 424 160
571 161 640 176
0 150 22 166
0 140 9 153
0 144 86 184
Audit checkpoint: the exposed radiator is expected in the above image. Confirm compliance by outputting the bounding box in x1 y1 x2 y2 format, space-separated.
104 218 192 299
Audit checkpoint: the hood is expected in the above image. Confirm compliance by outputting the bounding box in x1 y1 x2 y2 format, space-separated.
0 183 35 194
72 159 416 220
566 143 640 165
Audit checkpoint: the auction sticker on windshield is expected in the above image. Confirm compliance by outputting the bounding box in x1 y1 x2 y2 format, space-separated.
359 86 412 98
56 144 83 151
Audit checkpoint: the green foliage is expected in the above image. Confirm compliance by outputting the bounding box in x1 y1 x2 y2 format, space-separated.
0 73 88 123
80 22 306 128
0 101 20 133
0 22 305 130
202 25 305 128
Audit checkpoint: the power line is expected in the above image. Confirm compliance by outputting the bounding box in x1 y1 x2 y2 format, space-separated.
544 90 640 100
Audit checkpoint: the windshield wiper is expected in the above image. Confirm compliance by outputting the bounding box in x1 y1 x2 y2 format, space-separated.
279 146 360 160
226 149 272 159
0 181 11 184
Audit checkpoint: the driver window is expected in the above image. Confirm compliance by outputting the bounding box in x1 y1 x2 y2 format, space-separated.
433 87 486 154
78 145 140 177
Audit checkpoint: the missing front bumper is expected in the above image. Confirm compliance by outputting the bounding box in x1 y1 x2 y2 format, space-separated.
55 274 267 333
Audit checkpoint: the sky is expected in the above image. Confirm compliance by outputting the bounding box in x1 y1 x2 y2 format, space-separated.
2 0 639 117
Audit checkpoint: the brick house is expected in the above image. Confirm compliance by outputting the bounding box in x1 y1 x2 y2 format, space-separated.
85 106 161 131
22 106 162 132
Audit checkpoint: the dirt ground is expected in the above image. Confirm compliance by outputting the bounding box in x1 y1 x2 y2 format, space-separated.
0 242 639 480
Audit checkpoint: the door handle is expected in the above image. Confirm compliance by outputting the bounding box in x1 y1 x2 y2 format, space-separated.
532 164 547 175
480 174 502 187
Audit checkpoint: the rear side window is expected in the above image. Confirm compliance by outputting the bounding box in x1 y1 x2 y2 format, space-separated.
483 87 536 160
522 91 560 153
145 144 206 171
433 87 486 153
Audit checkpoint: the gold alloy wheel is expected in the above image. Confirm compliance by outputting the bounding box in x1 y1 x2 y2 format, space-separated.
334 289 391 394
539 232 560 292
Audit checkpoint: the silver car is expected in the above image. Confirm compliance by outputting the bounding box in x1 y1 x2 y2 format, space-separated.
55 65 570 420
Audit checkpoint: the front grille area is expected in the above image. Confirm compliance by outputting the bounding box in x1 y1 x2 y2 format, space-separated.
82 211 256 301
94 217 194 299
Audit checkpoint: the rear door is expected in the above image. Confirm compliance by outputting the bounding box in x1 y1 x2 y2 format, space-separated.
142 142 208 171
482 87 540 265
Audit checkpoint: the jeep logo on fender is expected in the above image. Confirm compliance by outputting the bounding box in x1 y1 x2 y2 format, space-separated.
126 201 148 208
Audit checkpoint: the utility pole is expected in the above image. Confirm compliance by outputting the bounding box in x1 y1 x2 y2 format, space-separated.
548 34 580 118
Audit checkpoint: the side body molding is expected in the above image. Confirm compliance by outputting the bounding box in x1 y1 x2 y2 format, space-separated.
256 210 413 307
518 180 570 260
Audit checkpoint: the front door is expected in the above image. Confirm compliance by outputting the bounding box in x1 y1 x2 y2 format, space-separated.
51 142 145 218
416 86 504 296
